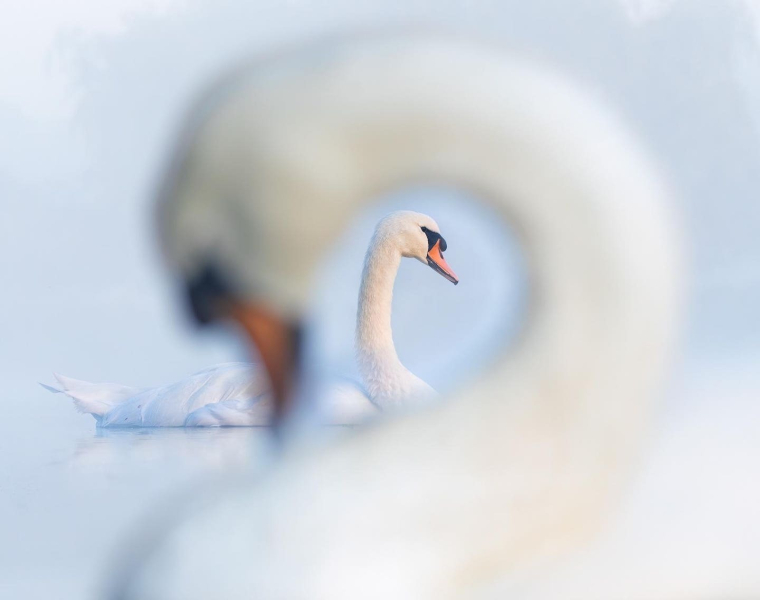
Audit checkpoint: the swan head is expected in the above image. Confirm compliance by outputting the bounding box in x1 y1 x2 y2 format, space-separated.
374 211 458 284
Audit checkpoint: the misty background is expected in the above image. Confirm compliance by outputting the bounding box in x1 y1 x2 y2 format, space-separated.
1 0 759 598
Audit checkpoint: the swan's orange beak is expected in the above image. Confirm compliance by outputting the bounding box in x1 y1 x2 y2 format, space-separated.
230 303 300 424
426 240 458 285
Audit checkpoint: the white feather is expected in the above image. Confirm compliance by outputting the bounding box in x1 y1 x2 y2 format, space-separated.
44 213 447 427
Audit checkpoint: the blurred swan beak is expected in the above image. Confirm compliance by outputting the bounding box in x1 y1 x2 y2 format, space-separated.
427 240 458 285
230 303 300 423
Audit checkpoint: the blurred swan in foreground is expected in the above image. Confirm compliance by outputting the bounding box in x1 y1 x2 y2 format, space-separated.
44 211 457 426
114 37 687 599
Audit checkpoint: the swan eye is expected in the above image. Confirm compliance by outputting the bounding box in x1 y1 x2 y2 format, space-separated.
420 226 446 252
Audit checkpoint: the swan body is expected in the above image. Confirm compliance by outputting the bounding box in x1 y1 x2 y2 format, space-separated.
46 211 449 426
47 363 268 426
114 37 685 599
48 360 377 427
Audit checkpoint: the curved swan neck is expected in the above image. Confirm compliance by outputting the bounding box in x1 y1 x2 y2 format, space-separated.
355 233 404 375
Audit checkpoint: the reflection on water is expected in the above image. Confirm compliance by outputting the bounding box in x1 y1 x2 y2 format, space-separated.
0 420 275 600
68 427 273 471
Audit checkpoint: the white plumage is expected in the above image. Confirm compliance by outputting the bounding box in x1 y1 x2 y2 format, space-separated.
113 36 684 599
47 363 267 426
44 212 450 426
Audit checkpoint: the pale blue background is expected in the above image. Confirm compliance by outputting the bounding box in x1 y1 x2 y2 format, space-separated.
1 1 759 598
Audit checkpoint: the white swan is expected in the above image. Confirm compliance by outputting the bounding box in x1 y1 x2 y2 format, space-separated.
44 210 457 427
113 36 684 599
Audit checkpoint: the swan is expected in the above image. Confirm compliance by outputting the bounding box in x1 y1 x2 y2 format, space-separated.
43 210 457 427
112 36 685 599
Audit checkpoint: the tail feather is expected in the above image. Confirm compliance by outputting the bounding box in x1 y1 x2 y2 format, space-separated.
38 382 62 394
43 373 140 417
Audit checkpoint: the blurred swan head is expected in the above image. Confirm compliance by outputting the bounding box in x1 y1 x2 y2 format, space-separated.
114 33 686 599
142 35 684 596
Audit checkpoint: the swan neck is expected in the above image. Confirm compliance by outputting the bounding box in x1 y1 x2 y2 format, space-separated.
356 235 403 372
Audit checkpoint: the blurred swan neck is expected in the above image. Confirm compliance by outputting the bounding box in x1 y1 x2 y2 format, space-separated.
355 234 403 373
